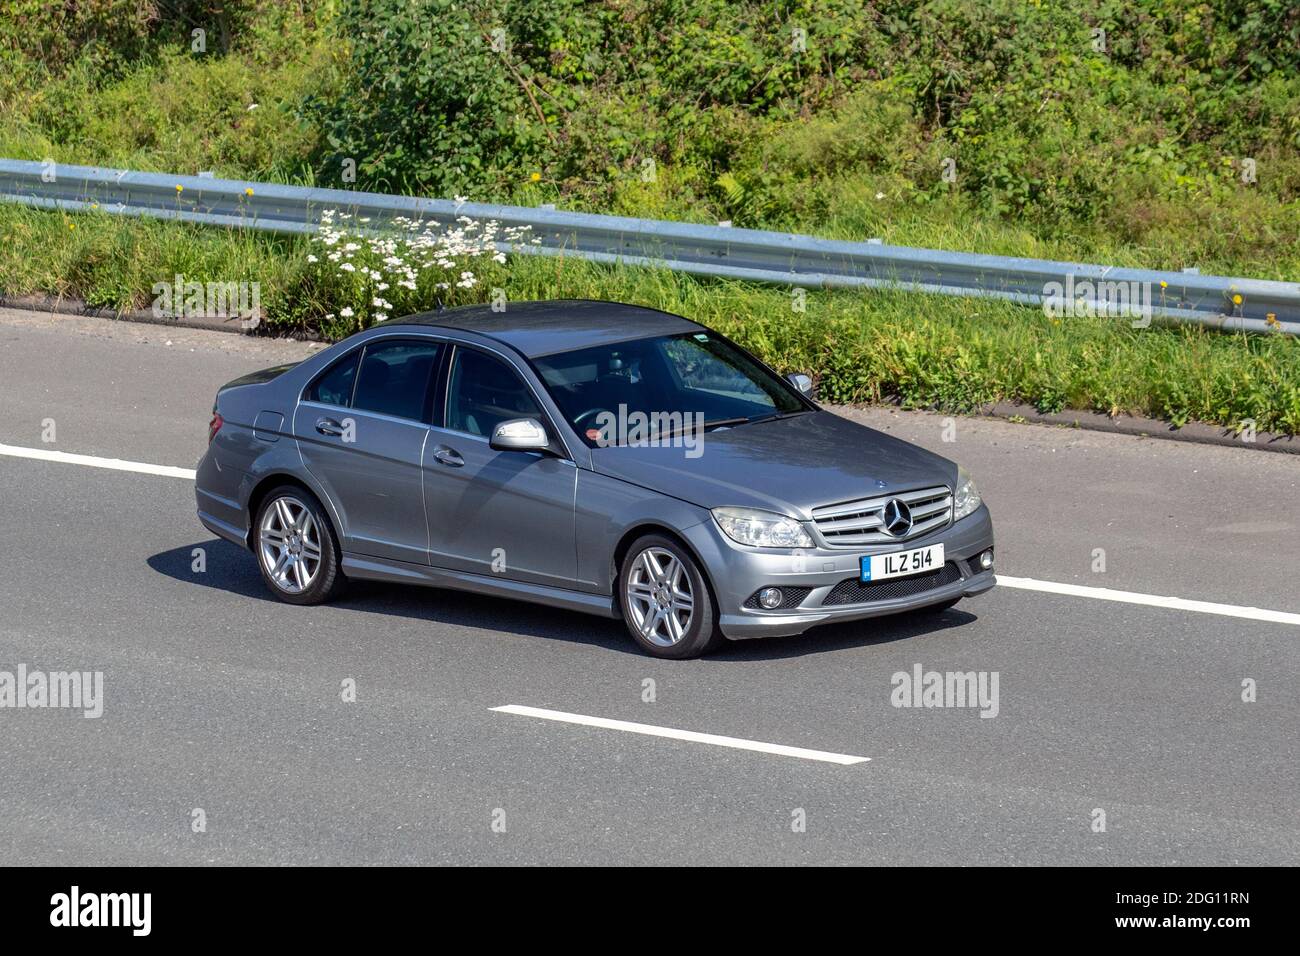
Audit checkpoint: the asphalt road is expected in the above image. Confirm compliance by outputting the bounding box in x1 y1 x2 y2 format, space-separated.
0 307 1295 865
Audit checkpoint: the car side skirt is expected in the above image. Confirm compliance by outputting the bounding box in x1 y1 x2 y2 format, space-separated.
340 553 621 620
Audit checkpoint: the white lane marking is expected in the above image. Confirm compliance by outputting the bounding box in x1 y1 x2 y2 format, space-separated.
492 704 870 765
0 442 196 480
4 441 1299 629
996 575 1300 626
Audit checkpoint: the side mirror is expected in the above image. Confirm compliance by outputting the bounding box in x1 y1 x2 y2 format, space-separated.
490 417 550 453
786 372 816 400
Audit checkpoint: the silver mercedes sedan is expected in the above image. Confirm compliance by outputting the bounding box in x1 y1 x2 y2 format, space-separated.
196 300 995 658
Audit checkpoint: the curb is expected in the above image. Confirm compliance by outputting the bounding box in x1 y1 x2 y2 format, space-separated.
0 293 265 335
4 292 1296 454
971 402 1297 455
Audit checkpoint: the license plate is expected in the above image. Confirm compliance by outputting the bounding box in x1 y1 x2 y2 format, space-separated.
860 543 944 582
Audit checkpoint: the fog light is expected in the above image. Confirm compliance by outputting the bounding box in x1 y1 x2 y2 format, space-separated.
758 587 784 609
979 549 994 570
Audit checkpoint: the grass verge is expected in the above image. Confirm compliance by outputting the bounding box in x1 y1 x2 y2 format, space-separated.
3 202 1298 435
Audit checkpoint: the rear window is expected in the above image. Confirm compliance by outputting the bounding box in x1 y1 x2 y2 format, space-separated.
306 351 360 407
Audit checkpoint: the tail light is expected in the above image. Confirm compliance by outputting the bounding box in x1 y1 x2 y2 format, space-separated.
208 410 224 444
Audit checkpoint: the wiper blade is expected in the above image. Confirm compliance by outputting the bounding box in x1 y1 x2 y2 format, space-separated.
653 417 748 442
656 413 803 441
603 416 766 445
741 409 814 426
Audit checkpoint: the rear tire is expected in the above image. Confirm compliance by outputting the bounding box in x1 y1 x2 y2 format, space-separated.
253 485 345 605
618 534 724 659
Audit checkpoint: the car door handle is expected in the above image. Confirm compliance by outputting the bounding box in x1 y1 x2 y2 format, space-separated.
315 417 346 436
433 445 464 467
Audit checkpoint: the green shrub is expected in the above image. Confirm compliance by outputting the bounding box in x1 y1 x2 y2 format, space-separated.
2 0 1299 436
304 0 551 195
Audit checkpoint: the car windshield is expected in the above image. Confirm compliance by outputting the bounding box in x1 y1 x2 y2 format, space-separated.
532 331 807 448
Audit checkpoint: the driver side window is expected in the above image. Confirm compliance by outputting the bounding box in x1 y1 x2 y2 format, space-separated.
445 348 544 438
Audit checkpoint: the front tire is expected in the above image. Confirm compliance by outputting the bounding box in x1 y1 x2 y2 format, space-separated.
254 485 344 605
618 534 723 659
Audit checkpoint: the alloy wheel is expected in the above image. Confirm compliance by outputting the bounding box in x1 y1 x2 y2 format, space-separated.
259 495 323 594
624 546 695 647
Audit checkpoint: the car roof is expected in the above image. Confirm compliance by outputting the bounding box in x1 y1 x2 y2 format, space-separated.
386 299 704 358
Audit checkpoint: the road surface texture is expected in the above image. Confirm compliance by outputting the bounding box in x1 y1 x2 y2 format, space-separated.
0 307 1295 865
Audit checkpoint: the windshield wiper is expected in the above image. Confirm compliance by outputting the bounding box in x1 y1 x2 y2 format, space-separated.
651 417 748 442
740 409 814 426
609 415 779 445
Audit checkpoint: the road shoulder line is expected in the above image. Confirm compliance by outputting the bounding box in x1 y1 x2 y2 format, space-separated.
0 442 197 480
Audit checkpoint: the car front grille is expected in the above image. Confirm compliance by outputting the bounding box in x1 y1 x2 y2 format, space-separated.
820 562 963 607
811 485 952 547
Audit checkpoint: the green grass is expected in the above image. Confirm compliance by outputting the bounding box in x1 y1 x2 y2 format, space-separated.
3 202 1298 435
3 3 1297 282
3 6 1297 440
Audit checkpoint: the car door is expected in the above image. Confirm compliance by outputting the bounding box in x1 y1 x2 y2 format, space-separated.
295 336 442 565
423 343 578 588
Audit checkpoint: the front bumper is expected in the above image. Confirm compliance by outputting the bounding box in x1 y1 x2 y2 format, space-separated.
682 504 996 640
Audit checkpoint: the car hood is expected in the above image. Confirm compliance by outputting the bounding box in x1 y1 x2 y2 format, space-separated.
589 410 957 519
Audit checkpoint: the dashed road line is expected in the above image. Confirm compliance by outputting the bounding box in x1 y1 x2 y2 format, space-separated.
996 575 1300 626
491 704 871 765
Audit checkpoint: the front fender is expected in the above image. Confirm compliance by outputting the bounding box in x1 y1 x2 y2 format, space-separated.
574 470 710 593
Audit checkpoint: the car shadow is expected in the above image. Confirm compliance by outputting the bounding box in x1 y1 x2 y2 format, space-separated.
705 606 979 662
148 539 645 655
149 539 980 661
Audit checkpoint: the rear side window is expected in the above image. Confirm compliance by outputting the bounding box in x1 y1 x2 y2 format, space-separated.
306 351 360 407
351 340 442 421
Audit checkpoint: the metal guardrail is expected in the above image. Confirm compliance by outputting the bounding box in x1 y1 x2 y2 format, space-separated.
2 159 1297 334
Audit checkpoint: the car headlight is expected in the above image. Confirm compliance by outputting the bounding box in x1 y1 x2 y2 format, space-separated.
712 507 814 549
953 466 982 521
